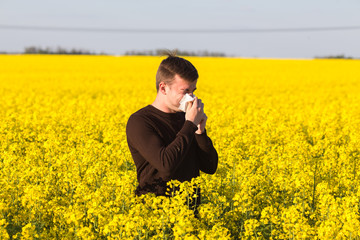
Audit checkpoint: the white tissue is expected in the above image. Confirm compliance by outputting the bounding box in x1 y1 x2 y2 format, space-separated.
178 94 195 112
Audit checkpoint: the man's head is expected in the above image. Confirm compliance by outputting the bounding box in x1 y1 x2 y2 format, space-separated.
155 52 199 112
156 52 198 92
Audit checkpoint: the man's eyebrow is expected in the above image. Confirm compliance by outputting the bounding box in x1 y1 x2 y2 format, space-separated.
181 87 197 92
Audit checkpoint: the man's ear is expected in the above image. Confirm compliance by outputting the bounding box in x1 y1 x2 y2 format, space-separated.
159 82 167 95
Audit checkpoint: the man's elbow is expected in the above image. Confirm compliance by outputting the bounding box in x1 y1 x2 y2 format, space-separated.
209 152 219 174
207 162 218 174
201 165 217 174
202 156 218 174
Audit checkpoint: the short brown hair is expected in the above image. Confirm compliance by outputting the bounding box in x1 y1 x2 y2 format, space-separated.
156 50 199 91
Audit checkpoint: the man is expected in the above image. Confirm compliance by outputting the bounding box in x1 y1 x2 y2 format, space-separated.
126 53 218 203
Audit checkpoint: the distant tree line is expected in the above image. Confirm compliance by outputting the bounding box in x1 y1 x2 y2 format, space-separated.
23 46 107 55
314 54 355 59
0 47 226 56
0 47 357 59
124 49 226 57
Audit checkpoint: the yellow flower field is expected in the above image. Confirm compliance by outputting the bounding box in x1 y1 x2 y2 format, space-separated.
1 55 360 239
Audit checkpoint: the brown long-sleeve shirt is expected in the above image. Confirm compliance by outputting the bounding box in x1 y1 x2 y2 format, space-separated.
126 105 218 196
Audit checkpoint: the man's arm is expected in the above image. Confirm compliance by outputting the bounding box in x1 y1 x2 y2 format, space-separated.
195 130 218 174
190 106 218 174
126 114 198 175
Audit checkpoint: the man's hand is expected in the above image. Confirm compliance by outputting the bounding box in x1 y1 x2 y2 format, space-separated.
185 97 207 133
196 113 207 134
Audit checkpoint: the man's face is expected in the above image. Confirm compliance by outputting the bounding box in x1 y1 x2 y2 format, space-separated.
165 74 197 112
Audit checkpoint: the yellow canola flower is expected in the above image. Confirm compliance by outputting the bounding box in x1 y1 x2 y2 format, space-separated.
1 55 360 239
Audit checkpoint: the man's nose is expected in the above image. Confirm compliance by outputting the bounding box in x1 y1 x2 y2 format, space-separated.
188 93 194 97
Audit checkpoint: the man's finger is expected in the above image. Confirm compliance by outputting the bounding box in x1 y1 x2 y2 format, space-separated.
186 101 193 111
192 97 198 108
200 102 204 110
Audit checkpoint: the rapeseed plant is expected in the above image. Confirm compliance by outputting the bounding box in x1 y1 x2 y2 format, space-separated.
1 55 360 239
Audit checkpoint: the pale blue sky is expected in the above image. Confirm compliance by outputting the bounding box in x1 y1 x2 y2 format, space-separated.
0 0 359 58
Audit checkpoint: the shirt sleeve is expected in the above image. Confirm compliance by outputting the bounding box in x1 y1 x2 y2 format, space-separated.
126 114 198 175
194 130 218 174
